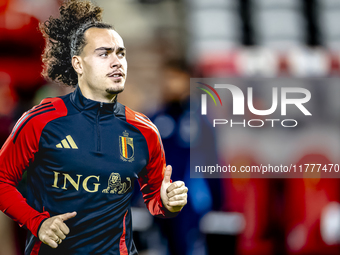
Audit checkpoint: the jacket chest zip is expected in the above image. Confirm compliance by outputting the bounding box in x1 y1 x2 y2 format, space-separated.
70 86 117 152
96 102 103 152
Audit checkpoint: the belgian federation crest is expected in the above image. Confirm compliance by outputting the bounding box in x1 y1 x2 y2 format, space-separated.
119 131 134 162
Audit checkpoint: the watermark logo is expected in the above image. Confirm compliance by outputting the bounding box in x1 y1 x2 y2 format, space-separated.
196 82 223 115
195 81 312 128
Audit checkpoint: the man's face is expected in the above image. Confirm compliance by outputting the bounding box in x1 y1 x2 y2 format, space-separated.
77 28 127 100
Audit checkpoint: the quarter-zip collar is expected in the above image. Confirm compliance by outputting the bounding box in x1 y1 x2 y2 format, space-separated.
70 85 118 115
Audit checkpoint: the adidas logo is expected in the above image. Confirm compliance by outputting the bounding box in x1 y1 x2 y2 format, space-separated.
56 135 78 149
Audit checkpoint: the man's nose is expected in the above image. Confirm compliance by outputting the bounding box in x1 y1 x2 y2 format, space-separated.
110 54 122 69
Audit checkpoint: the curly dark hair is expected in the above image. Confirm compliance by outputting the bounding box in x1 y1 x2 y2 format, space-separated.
40 0 112 86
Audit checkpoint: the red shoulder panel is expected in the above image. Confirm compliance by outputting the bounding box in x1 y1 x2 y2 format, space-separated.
0 97 67 236
125 107 164 162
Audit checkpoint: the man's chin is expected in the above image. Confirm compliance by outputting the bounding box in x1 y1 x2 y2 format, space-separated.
106 85 124 95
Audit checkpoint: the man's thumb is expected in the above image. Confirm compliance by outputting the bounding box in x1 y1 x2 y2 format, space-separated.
60 211 77 222
163 165 172 184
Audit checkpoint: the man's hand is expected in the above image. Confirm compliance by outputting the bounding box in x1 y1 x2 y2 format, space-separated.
160 165 188 213
38 211 77 248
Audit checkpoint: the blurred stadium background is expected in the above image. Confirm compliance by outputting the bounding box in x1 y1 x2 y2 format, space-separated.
1 0 340 254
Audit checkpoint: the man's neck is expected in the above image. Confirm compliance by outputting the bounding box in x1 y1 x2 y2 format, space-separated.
78 84 116 103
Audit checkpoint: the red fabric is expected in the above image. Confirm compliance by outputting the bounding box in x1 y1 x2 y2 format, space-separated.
30 240 42 255
125 106 169 217
119 210 129 255
0 97 67 237
0 0 11 13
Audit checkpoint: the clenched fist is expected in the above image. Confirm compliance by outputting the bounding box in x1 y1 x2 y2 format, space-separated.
38 211 77 248
160 165 188 213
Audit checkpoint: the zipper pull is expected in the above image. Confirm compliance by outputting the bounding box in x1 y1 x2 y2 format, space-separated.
100 102 103 108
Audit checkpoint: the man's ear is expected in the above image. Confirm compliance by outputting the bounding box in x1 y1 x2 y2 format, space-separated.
72 56 83 75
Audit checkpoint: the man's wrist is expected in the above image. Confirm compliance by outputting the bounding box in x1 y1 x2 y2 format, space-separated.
37 218 49 237
160 198 181 218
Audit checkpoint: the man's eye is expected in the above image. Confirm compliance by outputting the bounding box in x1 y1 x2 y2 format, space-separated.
118 52 126 57
100 52 108 57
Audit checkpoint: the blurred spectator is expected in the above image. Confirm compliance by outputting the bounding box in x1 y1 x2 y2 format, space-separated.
149 60 223 255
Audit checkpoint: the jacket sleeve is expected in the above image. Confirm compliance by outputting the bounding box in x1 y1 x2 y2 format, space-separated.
0 117 49 237
135 117 178 218
137 132 168 217
0 98 66 237
125 107 178 217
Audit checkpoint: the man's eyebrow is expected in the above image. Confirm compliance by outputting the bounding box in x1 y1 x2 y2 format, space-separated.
94 47 126 52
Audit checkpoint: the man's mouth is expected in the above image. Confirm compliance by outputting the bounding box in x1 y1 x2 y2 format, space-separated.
108 71 124 79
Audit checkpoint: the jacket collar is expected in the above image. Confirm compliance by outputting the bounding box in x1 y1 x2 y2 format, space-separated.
70 85 118 114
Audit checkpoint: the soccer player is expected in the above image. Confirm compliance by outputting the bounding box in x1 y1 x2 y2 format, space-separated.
0 0 188 254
